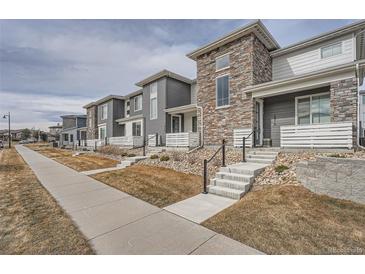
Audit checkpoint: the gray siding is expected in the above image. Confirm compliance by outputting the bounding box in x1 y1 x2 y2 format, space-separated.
76 117 86 128
129 94 143 117
97 99 125 137
166 78 191 108
62 117 76 129
263 86 330 147
273 34 354 80
143 78 167 144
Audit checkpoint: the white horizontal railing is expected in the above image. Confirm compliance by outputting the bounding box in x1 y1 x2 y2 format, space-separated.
280 122 353 149
166 132 199 147
233 128 253 147
108 136 144 147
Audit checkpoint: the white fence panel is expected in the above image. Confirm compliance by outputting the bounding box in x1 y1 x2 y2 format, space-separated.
108 136 143 147
233 128 253 147
280 122 353 149
148 134 157 147
166 132 199 147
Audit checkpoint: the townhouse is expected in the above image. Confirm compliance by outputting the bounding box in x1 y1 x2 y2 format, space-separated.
82 19 365 150
187 19 365 149
83 70 199 148
59 115 87 147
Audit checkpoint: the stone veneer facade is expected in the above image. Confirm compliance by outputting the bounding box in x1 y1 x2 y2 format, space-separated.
196 33 272 146
330 77 358 146
86 105 98 140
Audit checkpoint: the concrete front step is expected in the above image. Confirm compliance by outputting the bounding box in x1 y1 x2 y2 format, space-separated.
216 172 253 183
246 154 277 160
207 185 245 200
211 178 251 191
118 156 147 168
246 150 279 156
220 162 268 176
246 158 274 164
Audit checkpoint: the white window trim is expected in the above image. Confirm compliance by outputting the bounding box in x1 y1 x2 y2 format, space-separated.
98 125 106 140
215 52 231 72
150 84 158 120
134 95 142 112
216 73 230 108
171 115 182 133
132 121 142 136
320 42 343 60
295 92 330 125
101 103 108 120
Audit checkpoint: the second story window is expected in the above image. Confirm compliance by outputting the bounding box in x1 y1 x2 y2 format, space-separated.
134 95 142 111
101 104 108 120
216 75 230 107
150 82 158 120
321 42 342 59
216 54 230 71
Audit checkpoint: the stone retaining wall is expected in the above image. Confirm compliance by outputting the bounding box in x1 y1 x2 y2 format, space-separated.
297 157 365 204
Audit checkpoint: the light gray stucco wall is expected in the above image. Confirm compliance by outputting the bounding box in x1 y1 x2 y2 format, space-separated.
143 78 167 144
297 157 365 205
129 93 143 117
62 117 76 129
97 99 124 137
263 86 330 147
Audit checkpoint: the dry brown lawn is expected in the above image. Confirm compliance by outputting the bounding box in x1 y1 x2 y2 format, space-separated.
92 165 202 208
0 148 94 254
26 144 118 171
203 185 365 255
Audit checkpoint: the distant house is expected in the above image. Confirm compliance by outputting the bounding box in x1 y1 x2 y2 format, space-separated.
48 123 63 142
59 115 87 147
0 129 23 141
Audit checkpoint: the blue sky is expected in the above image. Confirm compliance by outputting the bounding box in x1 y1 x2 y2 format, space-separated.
0 19 359 130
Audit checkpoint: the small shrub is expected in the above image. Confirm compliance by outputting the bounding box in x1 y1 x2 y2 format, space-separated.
275 164 289 174
150 154 159 159
128 153 136 157
121 152 128 157
327 153 346 158
160 155 170 161
171 151 183 161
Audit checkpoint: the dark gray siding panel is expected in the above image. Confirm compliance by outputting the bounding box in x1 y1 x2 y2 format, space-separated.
112 99 125 136
263 86 330 147
129 94 143 117
77 117 86 128
166 78 191 108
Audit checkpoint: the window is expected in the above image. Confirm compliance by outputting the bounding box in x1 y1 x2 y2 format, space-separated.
132 122 142 136
101 104 108 120
121 124 126 136
88 118 92 128
296 93 330 125
192 116 197 133
99 126 106 140
70 134 74 142
64 134 69 141
134 95 142 111
216 54 230 71
150 82 158 120
216 75 230 107
321 42 342 59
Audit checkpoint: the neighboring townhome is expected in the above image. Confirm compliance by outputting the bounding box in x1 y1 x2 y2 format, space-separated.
83 69 199 148
187 19 365 149
134 70 198 147
59 115 87 147
360 89 365 145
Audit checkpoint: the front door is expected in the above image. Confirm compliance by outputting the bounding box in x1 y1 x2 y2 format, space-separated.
255 99 263 146
172 115 181 133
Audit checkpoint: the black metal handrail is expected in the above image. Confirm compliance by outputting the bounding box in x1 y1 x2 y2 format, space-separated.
242 130 254 162
202 139 226 194
131 133 158 156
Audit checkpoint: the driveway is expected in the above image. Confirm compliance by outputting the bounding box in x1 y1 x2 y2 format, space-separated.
16 145 263 255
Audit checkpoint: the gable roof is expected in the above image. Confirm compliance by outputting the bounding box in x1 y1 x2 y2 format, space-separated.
271 19 365 57
135 69 193 87
186 20 280 61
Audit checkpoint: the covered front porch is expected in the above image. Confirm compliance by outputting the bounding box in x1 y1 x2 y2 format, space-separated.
236 69 358 149
164 104 200 147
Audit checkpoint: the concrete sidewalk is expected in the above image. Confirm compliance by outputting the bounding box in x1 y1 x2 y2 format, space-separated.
16 145 263 255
